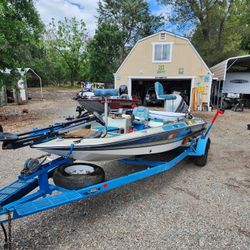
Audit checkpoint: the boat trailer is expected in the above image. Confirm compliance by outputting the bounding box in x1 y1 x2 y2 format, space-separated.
0 109 223 249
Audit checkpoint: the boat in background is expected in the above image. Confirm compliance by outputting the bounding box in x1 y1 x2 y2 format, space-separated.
77 96 139 114
75 85 140 114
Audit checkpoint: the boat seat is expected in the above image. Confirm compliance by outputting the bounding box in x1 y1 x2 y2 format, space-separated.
154 82 178 112
94 89 119 97
133 106 149 124
154 82 176 100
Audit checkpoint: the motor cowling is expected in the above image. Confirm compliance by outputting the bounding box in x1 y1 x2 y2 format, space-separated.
119 84 128 96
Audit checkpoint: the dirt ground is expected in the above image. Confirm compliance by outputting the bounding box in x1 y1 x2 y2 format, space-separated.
0 88 249 249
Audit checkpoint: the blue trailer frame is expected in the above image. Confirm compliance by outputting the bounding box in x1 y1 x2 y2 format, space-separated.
0 109 223 248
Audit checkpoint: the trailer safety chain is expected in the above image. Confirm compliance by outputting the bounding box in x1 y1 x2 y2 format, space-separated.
4 210 12 250
0 209 12 250
1 223 8 248
7 209 12 250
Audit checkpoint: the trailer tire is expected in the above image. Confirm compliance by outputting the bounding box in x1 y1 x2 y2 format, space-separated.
53 163 105 190
195 138 211 167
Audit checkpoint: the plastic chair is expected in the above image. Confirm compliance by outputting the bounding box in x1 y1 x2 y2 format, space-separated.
132 106 149 124
154 82 176 111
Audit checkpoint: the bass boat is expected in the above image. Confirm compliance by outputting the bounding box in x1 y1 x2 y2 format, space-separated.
0 90 206 162
31 112 206 161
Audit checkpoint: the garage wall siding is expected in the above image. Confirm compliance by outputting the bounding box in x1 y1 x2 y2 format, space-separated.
114 32 211 109
115 34 209 85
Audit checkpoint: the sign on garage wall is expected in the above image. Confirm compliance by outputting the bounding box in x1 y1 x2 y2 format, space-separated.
204 75 210 82
157 65 165 74
178 67 184 75
197 86 205 93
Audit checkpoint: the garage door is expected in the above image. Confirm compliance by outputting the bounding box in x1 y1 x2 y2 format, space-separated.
131 78 192 105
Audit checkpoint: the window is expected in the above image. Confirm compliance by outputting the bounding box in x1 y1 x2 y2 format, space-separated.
159 33 166 41
152 43 172 63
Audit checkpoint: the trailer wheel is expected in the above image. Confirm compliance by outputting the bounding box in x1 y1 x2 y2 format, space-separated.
53 163 105 190
195 138 211 167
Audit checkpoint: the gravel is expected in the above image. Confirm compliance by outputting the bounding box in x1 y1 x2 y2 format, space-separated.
0 88 249 249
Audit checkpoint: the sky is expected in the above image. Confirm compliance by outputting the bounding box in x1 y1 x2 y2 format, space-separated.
35 0 183 37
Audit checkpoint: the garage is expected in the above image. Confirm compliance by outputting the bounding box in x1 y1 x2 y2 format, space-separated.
114 31 212 111
131 78 192 105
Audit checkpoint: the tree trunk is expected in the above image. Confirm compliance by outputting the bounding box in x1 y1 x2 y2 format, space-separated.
119 46 126 64
217 20 224 49
70 72 74 86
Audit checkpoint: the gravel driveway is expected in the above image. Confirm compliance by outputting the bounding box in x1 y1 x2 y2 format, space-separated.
0 88 249 249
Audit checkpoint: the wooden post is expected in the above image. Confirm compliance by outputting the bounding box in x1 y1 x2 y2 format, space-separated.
191 88 198 112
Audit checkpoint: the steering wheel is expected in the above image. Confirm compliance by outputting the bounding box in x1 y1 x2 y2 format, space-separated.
93 112 106 126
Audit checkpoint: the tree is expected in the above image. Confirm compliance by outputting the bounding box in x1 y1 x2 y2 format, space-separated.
98 0 164 63
46 17 88 85
86 22 123 83
86 0 164 84
0 0 43 87
240 0 250 53
159 0 249 66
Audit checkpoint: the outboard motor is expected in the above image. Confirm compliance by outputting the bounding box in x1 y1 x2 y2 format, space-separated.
119 84 128 95
163 94 189 113
174 95 189 113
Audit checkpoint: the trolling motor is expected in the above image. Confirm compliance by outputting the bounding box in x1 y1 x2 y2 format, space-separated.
0 115 95 150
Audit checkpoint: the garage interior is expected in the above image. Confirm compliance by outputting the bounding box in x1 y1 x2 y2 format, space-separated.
132 78 192 105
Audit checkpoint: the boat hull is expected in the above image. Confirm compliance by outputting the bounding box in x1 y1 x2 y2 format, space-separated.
34 140 183 161
32 121 206 161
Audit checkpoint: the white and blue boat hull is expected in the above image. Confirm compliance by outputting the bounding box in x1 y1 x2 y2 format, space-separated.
32 120 206 161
